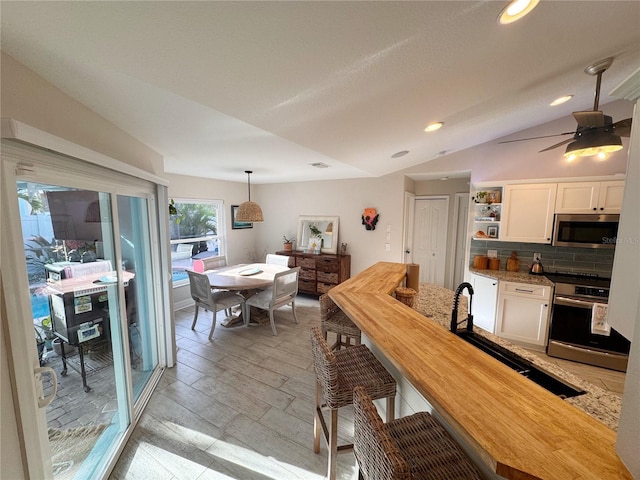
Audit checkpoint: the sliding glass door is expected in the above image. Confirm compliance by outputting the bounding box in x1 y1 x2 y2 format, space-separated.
2 142 167 479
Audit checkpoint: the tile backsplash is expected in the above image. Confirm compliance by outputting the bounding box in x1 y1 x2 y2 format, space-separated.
470 240 615 277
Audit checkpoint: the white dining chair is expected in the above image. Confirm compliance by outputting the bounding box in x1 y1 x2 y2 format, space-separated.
187 270 245 339
265 253 291 267
201 255 227 271
243 267 300 335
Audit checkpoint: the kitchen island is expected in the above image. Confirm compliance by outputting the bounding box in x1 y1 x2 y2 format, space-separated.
412 282 622 430
329 262 631 480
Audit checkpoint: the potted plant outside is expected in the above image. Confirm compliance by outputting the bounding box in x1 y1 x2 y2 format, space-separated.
282 235 294 252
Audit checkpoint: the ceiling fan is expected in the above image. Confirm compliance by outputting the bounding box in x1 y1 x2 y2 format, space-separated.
500 57 632 157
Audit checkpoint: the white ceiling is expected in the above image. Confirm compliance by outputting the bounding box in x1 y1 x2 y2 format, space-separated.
1 1 639 184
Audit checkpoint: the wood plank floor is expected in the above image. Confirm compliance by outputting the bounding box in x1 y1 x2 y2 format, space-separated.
111 295 359 480
111 295 626 479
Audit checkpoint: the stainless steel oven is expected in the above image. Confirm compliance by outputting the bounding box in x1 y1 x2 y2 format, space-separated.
546 272 630 372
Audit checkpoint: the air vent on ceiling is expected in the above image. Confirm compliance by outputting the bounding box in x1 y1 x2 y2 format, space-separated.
309 162 330 168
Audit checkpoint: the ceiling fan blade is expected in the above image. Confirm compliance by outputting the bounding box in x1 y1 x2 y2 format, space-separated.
498 132 575 145
539 138 573 153
573 110 604 128
613 117 633 137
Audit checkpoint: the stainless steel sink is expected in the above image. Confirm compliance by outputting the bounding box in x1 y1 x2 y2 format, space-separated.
456 331 586 399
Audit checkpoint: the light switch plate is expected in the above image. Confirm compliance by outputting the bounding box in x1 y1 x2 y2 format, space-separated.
487 249 498 258
533 253 541 262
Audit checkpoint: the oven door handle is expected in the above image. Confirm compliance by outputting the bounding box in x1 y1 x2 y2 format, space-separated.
554 296 595 309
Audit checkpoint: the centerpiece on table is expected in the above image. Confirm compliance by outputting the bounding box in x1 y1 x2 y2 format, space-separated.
308 224 323 254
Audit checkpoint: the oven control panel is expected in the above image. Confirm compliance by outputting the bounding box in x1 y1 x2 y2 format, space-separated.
574 286 609 299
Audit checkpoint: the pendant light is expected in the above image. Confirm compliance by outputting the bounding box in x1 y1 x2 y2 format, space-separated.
236 170 264 223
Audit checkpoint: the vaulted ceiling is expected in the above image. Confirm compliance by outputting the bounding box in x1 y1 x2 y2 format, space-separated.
1 1 639 183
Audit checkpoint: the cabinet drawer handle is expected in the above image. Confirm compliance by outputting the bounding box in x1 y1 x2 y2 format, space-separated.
515 288 534 293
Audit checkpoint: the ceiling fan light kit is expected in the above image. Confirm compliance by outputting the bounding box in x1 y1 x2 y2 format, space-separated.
499 57 632 159
564 131 623 158
236 170 264 223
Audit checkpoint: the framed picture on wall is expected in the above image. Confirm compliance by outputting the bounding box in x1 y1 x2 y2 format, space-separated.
231 205 253 229
487 226 498 238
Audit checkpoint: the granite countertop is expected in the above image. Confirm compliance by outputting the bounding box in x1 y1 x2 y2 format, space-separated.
412 282 621 430
469 267 555 286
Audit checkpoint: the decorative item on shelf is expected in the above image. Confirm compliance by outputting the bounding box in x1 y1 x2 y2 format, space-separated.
282 235 294 252
361 207 379 230
506 251 520 272
487 226 498 238
475 191 488 203
340 243 348 256
474 230 489 239
487 190 501 204
235 170 264 223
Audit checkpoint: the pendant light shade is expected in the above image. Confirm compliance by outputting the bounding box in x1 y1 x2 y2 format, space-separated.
236 170 264 223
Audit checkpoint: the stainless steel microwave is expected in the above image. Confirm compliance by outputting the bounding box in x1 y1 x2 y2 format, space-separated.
552 214 619 249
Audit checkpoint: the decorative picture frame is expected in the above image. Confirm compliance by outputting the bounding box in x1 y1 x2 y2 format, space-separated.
487 226 498 238
231 205 253 229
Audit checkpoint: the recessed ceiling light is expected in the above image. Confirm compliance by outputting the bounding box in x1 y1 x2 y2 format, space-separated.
550 95 573 106
440 176 449 181
498 0 540 24
424 122 444 132
391 150 410 158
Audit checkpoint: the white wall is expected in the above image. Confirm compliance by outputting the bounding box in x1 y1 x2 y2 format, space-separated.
0 52 164 175
258 175 407 275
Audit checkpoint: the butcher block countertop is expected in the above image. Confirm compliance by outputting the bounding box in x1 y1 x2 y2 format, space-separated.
329 262 631 480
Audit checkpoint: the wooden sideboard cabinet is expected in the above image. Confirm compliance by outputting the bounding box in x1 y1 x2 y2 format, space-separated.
275 251 351 295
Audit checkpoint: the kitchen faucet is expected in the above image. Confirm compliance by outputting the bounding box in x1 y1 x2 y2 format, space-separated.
451 282 474 333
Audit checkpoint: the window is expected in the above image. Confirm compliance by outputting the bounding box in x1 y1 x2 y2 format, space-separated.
169 199 224 284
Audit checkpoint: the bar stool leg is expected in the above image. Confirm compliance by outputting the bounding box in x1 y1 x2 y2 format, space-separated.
386 395 395 422
314 380 322 454
328 409 338 480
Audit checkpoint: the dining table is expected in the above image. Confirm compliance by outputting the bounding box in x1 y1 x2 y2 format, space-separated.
204 263 289 327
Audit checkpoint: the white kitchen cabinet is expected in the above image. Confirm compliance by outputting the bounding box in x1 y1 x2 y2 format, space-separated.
501 183 557 243
555 180 624 214
495 281 552 348
469 273 498 333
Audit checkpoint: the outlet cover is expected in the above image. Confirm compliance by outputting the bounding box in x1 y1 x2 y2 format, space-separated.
487 249 498 258
533 252 541 261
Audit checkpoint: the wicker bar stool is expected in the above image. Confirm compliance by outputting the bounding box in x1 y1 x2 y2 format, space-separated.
319 293 361 350
310 326 397 480
353 386 483 480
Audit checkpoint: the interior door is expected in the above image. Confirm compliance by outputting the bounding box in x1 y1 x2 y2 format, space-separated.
2 145 164 479
412 197 449 286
